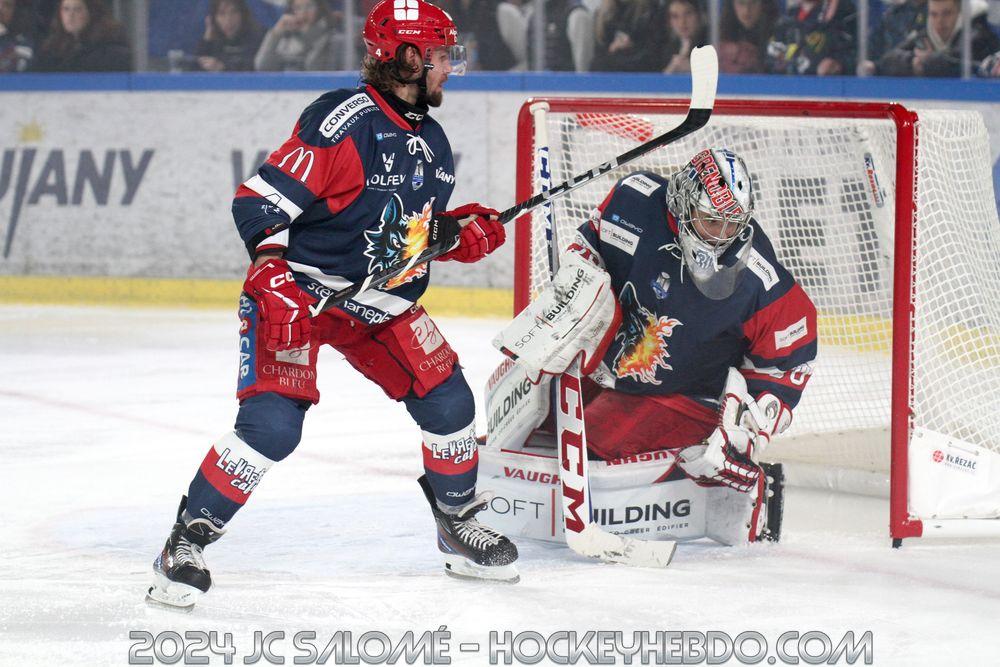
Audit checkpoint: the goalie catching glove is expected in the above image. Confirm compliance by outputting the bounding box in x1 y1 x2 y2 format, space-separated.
492 252 621 383
433 203 506 263
243 258 314 351
678 369 786 493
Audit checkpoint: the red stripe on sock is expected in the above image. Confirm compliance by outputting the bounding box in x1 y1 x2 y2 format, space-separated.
199 448 252 505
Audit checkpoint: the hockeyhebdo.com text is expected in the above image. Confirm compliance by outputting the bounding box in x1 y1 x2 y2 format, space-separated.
128 628 874 665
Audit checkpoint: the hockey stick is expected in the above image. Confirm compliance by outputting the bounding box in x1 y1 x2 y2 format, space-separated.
528 49 717 568
556 357 676 567
307 45 719 318
528 92 676 567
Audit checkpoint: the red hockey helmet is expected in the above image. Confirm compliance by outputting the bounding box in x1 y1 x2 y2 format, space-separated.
363 0 466 74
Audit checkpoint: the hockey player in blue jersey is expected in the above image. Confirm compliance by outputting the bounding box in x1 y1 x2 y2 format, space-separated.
496 148 817 543
147 0 518 610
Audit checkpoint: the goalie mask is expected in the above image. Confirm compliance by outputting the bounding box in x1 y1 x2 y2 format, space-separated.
667 148 755 300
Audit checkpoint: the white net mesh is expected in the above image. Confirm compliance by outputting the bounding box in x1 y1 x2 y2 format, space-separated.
911 111 1000 455
519 103 1000 476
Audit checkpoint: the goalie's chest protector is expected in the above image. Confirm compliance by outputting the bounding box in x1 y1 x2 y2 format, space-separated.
585 173 775 401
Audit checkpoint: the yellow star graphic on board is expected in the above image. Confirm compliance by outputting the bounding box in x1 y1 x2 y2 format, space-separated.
17 121 44 143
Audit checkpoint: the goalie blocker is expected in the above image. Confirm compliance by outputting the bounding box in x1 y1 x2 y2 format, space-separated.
485 258 784 547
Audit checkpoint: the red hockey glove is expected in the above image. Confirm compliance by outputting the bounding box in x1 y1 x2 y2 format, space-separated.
243 258 313 351
434 203 505 263
677 430 763 494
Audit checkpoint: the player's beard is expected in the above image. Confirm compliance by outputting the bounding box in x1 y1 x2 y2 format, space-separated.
425 88 443 107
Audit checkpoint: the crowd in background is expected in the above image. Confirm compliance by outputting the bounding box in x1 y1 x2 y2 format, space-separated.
2 0 999 77
0 0 131 72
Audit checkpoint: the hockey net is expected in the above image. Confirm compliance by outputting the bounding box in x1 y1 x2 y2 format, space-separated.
514 99 1000 542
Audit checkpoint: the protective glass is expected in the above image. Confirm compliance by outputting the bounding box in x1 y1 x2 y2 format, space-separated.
447 45 468 75
427 45 467 75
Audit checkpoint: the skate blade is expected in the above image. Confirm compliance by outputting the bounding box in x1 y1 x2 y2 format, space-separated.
443 555 520 584
145 572 204 612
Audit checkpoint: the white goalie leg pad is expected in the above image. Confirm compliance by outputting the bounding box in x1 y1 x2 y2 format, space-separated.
492 252 620 382
704 475 767 546
477 445 711 543
484 358 551 450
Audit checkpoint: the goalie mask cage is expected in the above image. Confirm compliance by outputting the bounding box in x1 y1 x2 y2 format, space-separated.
514 98 1000 544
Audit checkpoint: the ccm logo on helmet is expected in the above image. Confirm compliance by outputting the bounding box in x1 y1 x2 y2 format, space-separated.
692 150 745 216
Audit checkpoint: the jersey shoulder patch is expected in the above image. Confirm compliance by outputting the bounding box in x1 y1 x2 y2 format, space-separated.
745 221 796 297
300 88 378 145
746 247 780 291
599 217 641 255
619 171 665 197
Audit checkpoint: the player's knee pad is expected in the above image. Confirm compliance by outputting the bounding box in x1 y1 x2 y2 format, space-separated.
404 368 475 435
234 392 309 462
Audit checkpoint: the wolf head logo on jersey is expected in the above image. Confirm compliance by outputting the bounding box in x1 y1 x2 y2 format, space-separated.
612 282 682 385
363 194 434 289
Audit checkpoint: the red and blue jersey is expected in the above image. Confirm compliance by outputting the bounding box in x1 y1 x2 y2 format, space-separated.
569 171 817 412
232 85 456 326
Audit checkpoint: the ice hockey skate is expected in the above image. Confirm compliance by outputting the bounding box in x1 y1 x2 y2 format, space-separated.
418 475 519 583
145 496 224 611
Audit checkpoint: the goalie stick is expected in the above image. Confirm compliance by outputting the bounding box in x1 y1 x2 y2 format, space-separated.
540 47 718 568
307 45 720 318
556 356 677 567
538 47 718 567
542 50 715 568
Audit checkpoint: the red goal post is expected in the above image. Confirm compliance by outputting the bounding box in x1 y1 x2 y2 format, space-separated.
514 98 1000 544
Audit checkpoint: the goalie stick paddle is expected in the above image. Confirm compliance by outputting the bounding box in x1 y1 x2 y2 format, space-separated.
307 45 719 318
557 355 677 568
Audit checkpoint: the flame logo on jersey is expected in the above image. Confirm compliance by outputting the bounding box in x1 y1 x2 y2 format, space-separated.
363 194 434 289
612 282 681 385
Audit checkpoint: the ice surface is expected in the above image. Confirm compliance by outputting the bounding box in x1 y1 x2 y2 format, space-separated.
1 305 998 666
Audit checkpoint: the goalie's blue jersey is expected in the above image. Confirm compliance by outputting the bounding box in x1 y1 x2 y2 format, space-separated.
569 171 817 411
231 85 456 326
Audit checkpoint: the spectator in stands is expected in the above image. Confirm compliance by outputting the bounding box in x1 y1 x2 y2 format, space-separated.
591 0 662 71
195 0 263 72
437 0 517 70
858 0 926 75
496 0 528 69
254 0 337 71
767 0 856 75
878 0 999 77
0 0 37 72
718 0 778 73
661 0 709 74
34 0 130 71
526 0 594 71
979 49 1000 77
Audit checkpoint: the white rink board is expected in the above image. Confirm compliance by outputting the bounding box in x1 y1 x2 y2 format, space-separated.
1 91 999 289
2 304 1000 666
0 90 523 288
